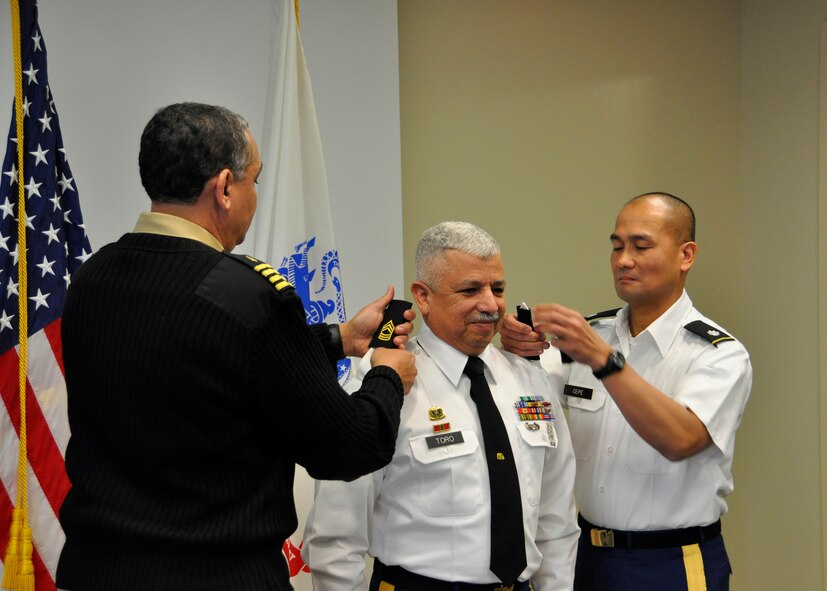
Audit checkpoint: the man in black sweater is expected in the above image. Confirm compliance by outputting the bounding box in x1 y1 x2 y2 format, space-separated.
56 102 416 591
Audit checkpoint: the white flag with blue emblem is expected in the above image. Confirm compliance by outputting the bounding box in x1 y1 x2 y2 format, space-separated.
254 0 350 383
254 0 349 382
253 1 347 587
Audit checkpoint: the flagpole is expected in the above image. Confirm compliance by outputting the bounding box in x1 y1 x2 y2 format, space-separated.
2 0 34 589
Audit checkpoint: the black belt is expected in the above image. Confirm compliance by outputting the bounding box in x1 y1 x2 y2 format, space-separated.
374 559 530 591
578 514 721 549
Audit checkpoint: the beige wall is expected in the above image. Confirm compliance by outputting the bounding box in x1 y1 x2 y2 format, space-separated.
399 0 740 324
822 20 827 591
399 0 826 589
737 0 827 589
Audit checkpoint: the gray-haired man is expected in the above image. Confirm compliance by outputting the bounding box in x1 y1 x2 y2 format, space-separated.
303 221 579 591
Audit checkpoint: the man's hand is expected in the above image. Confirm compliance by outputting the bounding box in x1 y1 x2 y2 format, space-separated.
500 313 550 358
530 304 614 370
339 285 416 357
501 304 614 369
371 348 417 394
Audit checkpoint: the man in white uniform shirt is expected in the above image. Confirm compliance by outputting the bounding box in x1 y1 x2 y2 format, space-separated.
500 193 752 591
303 221 579 591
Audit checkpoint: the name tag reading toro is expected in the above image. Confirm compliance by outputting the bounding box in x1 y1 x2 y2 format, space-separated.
425 431 465 449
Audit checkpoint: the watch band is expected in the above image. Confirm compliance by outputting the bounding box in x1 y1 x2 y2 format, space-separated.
592 349 625 379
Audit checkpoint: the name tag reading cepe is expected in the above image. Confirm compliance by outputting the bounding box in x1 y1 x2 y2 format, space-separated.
425 431 465 449
563 384 594 400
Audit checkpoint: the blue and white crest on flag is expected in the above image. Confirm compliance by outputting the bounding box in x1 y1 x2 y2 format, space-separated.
278 236 350 383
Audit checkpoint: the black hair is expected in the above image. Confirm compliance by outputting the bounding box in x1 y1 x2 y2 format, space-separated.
138 102 251 203
630 191 696 242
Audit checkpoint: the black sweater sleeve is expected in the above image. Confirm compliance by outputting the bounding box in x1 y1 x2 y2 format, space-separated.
253 293 404 480
308 323 346 366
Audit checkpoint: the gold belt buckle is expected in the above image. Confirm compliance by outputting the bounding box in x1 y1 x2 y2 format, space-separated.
494 586 514 591
590 528 615 548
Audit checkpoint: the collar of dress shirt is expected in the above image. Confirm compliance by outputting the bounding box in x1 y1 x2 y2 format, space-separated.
133 211 224 252
416 323 499 388
616 290 693 358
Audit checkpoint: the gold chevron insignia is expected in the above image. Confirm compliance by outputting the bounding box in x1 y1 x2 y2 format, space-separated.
378 319 396 342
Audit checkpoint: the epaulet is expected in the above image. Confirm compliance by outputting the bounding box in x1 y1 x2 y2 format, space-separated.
585 308 621 324
223 252 295 295
684 320 735 346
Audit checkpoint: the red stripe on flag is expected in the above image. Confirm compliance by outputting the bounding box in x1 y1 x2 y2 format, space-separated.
43 319 64 378
0 481 58 591
0 346 70 519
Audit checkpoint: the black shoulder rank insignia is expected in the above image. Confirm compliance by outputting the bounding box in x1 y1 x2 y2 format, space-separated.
684 320 735 346
225 253 294 293
585 308 621 324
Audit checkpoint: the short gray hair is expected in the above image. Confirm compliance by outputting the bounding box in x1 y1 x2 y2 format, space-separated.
415 221 501 285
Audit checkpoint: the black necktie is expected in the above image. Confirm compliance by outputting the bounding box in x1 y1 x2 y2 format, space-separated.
463 356 527 585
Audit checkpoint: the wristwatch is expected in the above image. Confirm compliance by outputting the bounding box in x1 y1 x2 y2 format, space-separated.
592 349 626 379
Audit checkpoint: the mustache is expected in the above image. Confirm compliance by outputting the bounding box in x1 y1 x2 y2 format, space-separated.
469 312 501 323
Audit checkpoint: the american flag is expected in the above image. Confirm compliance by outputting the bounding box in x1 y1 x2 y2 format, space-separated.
0 1 91 589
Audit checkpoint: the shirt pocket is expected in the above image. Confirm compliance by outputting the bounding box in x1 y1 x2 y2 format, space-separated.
409 429 484 516
564 382 607 463
514 421 552 506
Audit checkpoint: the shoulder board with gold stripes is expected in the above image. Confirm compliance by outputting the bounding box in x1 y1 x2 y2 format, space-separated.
585 308 621 324
224 253 295 294
684 320 735 346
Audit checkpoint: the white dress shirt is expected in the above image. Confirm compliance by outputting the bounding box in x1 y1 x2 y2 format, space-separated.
303 324 579 591
542 291 752 531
